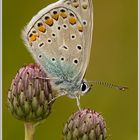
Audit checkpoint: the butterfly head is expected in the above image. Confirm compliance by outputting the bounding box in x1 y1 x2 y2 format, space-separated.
80 80 91 95
63 79 91 98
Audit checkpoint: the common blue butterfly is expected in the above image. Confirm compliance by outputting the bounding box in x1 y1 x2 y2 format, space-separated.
22 0 127 109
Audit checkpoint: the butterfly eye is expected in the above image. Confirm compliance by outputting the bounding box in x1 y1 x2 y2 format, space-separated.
81 83 87 92
80 82 90 94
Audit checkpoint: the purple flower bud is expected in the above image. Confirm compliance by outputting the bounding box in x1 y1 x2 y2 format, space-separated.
63 109 107 140
8 64 54 122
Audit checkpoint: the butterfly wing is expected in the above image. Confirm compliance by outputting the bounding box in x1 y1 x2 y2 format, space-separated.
22 0 93 85
63 0 93 80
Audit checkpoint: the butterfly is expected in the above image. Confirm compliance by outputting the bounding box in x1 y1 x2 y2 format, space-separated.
22 0 127 109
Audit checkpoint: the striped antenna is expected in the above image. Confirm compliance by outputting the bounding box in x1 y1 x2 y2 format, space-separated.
88 80 128 91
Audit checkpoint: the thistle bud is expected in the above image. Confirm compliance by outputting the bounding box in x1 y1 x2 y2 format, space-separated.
63 109 107 140
8 64 54 122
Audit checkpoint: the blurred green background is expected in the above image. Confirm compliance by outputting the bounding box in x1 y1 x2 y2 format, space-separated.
2 0 138 140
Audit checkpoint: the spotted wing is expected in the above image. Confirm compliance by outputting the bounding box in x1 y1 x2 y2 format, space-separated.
22 0 93 82
63 0 93 80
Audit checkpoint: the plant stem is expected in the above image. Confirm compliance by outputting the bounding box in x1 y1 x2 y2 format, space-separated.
24 122 35 140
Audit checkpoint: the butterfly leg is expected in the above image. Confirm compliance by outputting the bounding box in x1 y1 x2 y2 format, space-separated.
76 95 81 110
48 92 67 104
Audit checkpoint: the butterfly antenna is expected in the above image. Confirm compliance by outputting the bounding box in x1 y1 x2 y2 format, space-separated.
89 80 128 91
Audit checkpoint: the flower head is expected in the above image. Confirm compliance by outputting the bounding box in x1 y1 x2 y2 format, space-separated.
8 64 54 122
63 109 107 140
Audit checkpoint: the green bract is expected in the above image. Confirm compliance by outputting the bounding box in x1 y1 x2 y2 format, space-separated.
8 64 54 122
63 109 107 140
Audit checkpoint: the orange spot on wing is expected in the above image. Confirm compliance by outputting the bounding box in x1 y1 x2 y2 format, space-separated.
60 12 67 18
45 18 54 26
29 33 39 43
52 13 59 20
77 25 83 32
69 17 77 25
30 35 36 41
38 26 46 33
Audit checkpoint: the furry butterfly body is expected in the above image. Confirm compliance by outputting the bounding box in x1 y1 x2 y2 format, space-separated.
22 0 93 100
